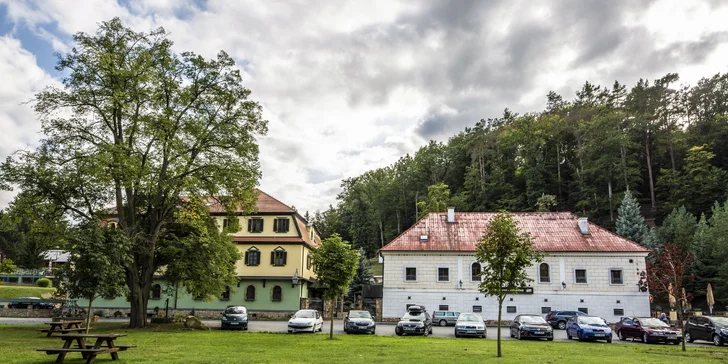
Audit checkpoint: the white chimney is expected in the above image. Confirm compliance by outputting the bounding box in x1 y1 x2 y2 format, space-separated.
578 217 589 235
447 207 455 223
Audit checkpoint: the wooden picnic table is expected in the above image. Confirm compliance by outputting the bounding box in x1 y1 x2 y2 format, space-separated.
38 320 87 337
36 333 134 364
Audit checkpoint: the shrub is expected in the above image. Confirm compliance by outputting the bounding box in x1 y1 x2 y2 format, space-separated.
94 310 105 318
36 278 52 288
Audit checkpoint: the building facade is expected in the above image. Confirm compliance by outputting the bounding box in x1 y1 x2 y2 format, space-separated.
79 190 322 315
380 211 651 323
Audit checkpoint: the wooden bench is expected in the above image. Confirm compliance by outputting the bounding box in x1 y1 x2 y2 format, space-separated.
39 320 87 337
38 328 89 335
36 333 130 364
36 347 120 364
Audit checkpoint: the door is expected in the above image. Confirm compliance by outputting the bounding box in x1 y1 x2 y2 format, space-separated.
686 318 700 340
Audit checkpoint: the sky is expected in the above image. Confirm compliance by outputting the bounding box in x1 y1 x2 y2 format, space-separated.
1 0 728 214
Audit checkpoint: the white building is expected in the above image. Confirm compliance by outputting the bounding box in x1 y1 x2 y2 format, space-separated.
379 210 651 323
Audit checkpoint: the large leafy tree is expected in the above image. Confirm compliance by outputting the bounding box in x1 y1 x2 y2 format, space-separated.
0 18 266 327
310 234 358 339
476 212 543 358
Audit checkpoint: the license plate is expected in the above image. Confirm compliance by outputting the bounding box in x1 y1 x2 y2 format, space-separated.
404 328 414 332
466 330 476 334
667 335 677 340
594 333 605 337
229 323 239 325
534 332 543 335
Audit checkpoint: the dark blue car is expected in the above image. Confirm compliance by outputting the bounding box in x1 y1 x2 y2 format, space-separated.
566 315 612 343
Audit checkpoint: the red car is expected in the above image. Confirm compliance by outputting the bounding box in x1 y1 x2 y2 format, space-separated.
614 316 682 344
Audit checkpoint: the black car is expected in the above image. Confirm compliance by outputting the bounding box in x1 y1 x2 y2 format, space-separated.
510 314 554 340
685 316 728 346
344 310 376 334
221 306 248 330
545 310 587 330
395 305 433 336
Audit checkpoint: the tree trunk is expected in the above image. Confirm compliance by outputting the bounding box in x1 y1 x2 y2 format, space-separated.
677 299 686 352
620 145 630 190
329 296 335 339
86 293 94 335
645 131 657 211
128 271 150 328
556 145 562 199
378 220 384 248
497 298 503 357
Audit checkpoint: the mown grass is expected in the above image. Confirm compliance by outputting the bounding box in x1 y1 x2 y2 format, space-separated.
0 286 56 299
368 257 383 276
1 323 727 363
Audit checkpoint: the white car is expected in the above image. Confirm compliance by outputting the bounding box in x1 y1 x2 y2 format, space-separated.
287 309 323 333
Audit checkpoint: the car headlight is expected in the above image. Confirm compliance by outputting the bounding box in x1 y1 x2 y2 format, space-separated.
581 327 592 332
721 329 728 335
415 322 424 327
476 325 484 330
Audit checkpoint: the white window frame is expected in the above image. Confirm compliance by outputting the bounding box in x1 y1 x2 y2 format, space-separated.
538 262 551 284
574 268 588 284
436 266 450 282
609 268 624 285
470 262 482 282
404 266 418 282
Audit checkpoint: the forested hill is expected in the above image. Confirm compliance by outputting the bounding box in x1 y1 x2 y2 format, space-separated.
310 72 728 261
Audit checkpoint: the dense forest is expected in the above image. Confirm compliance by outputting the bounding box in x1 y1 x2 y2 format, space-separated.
310 72 728 309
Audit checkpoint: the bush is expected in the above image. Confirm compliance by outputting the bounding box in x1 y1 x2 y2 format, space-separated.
36 278 52 288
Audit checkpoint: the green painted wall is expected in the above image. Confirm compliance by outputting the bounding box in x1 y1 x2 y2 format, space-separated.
76 279 304 312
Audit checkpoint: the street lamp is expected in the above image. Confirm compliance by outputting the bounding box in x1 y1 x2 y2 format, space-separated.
458 280 463 289
292 268 299 288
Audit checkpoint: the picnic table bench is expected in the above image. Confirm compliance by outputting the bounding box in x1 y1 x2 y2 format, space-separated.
38 320 88 337
37 333 132 364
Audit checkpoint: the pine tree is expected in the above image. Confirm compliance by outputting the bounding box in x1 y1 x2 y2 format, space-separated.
616 190 649 246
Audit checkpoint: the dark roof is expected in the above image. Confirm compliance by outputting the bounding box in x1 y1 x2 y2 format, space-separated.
380 212 649 253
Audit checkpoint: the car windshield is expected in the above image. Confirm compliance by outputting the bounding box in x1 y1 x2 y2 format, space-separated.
712 317 728 327
294 311 315 319
579 317 605 325
349 311 371 319
458 313 482 322
521 316 547 324
225 307 246 314
640 318 668 327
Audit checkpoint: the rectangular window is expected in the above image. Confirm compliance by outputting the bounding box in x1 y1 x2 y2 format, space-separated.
306 255 311 270
578 308 589 314
272 250 287 266
245 250 260 266
223 218 230 229
614 308 625 316
574 269 588 284
506 306 517 313
437 267 450 282
541 307 551 314
405 267 417 282
273 218 290 233
610 269 624 284
473 305 482 313
248 218 264 233
439 305 449 311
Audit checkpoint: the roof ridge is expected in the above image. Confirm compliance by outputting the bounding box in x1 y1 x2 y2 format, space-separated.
255 188 296 212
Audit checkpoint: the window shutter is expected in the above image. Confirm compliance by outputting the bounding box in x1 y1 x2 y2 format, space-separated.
282 251 287 265
245 251 249 265
270 251 275 265
248 219 253 232
273 219 278 232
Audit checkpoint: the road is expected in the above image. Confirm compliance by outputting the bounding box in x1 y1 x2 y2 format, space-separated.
0 317 718 348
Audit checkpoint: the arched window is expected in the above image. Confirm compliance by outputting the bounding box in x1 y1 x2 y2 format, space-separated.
245 285 256 301
471 262 482 281
539 263 550 283
271 285 282 302
151 284 162 300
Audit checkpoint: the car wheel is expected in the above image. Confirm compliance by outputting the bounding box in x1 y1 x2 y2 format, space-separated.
577 331 583 342
685 332 694 343
607 338 612 344
567 330 572 340
643 333 650 344
483 333 487 339
395 328 402 336
429 327 433 335
516 330 521 340
372 329 376 335
455 333 460 338
714 334 723 346
617 330 626 341
557 321 566 330
547 337 553 341
439 320 447 327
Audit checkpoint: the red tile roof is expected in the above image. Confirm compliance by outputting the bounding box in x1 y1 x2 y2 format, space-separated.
205 189 296 214
380 212 649 253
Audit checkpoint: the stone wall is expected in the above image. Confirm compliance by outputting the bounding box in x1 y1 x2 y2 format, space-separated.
0 307 295 320
0 308 54 318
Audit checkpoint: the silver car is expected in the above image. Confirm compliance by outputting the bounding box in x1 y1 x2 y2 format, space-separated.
433 311 461 326
454 312 487 338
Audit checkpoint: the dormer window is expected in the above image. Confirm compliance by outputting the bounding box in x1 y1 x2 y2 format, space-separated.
248 218 263 233
273 218 290 233
245 246 261 266
271 246 287 266
419 235 428 242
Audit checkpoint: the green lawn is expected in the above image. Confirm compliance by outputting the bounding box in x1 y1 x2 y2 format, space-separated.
1 323 727 363
0 286 56 299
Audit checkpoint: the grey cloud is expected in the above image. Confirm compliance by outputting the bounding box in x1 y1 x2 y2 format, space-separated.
305 168 340 185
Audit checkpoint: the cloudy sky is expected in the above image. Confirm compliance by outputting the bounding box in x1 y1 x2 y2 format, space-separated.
1 0 728 213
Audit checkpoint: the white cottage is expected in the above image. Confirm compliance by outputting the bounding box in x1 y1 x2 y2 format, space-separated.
379 210 651 323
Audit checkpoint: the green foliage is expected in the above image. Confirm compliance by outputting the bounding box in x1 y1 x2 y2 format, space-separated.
348 250 374 304
0 258 17 274
535 194 557 212
658 207 698 252
35 278 52 288
475 212 543 357
0 286 56 299
0 18 266 327
615 190 651 247
416 183 451 219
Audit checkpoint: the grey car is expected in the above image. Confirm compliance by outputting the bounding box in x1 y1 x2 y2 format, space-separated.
454 312 486 338
344 310 376 334
221 306 248 330
433 311 461 326
510 314 554 340
546 310 588 330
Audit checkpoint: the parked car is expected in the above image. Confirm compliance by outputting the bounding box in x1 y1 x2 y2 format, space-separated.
685 316 728 346
433 310 461 326
344 310 376 334
566 315 612 343
395 305 432 336
510 314 554 341
220 306 248 330
287 309 323 333
546 310 588 329
454 312 486 338
615 316 681 344
7 297 54 309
